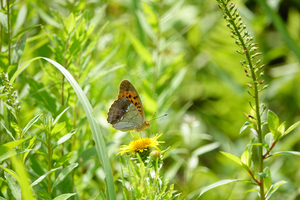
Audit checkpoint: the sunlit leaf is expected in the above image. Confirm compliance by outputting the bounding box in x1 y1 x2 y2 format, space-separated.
220 152 243 166
30 167 61 187
22 114 42 136
265 181 287 200
53 193 76 200
268 110 280 139
57 129 77 146
282 121 300 137
199 179 254 197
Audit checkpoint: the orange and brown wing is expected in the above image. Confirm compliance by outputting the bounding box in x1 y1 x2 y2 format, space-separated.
117 80 145 120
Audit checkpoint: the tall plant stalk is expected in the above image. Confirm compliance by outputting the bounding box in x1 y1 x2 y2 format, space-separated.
6 0 10 65
216 0 267 198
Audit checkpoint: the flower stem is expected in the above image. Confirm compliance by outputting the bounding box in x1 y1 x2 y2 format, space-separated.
220 0 264 198
6 0 11 66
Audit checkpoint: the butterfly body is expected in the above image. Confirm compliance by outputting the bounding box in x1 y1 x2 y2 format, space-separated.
107 80 150 132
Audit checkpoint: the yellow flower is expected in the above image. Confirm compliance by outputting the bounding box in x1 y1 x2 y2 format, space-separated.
117 133 164 156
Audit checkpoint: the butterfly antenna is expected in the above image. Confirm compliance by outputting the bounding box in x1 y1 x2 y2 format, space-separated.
149 114 168 121
149 112 157 120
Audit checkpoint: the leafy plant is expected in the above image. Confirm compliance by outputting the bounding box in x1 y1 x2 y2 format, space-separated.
199 1 300 199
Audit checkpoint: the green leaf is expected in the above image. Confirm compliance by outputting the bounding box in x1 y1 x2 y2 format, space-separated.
30 167 61 187
265 181 287 200
13 25 40 40
264 167 272 191
54 152 73 168
22 114 42 136
0 148 32 162
1 136 31 149
267 110 280 138
13 4 27 37
5 172 21 200
52 163 78 190
11 122 22 137
11 157 35 199
53 193 76 200
0 121 15 140
53 107 69 125
271 151 300 157
23 136 36 162
0 166 21 184
66 13 76 34
199 179 254 197
11 33 27 64
0 12 7 32
241 150 250 167
277 121 286 135
31 3 61 28
51 122 66 135
27 77 57 114
57 129 77 145
282 121 300 137
128 32 153 65
240 121 254 134
220 152 243 167
136 10 155 40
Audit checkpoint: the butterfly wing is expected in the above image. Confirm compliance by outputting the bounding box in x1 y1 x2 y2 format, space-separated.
107 98 143 132
118 80 145 121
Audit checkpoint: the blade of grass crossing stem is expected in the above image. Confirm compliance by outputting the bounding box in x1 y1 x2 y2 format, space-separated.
10 57 116 200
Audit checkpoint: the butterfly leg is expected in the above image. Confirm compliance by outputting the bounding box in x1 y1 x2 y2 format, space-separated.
130 132 135 141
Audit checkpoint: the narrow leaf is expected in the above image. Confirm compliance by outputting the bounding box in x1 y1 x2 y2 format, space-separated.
53 193 76 200
266 181 287 200
270 151 300 157
199 179 254 197
52 163 78 190
220 152 243 166
22 114 42 136
54 152 73 168
282 121 300 137
5 172 21 200
0 166 21 183
51 122 66 135
0 121 16 140
1 136 31 149
128 32 153 65
57 129 76 146
53 107 69 125
30 167 60 187
240 121 253 134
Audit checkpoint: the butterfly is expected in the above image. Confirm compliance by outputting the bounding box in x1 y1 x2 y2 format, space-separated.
107 80 150 132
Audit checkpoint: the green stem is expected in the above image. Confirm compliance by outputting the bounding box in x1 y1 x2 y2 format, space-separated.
6 0 11 66
16 113 24 162
47 129 52 194
220 1 264 198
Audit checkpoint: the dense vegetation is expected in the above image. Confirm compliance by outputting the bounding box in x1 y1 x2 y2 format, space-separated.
1 0 300 199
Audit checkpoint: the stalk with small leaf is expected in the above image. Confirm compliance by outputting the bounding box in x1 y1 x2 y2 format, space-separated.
199 1 300 199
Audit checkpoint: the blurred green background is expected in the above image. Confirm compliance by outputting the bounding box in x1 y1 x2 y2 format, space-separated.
1 0 300 199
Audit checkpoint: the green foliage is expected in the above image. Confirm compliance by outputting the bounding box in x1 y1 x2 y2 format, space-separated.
0 0 300 199
121 154 180 200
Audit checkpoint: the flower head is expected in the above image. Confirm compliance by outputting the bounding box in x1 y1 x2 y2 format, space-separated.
117 133 164 156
